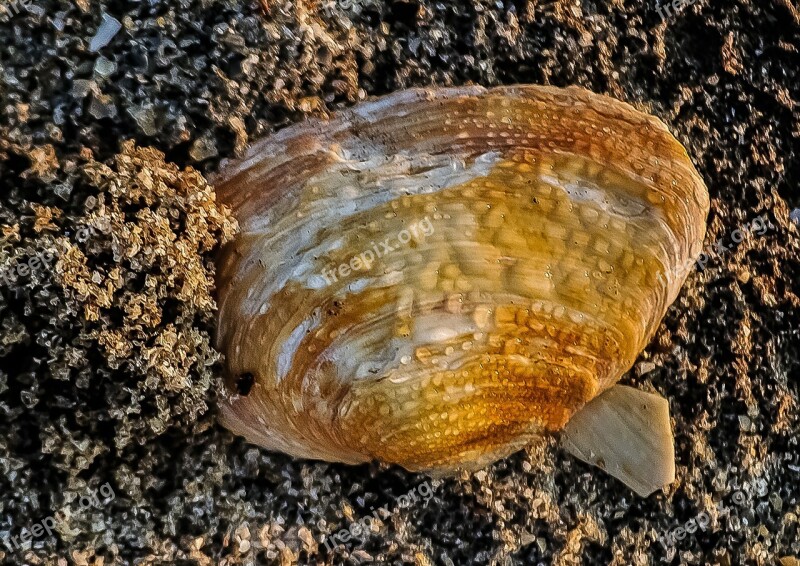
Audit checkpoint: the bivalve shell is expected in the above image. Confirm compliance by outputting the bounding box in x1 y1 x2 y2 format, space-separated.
213 85 709 484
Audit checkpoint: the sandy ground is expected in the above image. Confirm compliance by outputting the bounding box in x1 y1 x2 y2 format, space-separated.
0 0 799 564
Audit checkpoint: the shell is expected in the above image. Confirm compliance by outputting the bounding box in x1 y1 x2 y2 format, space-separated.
213 85 709 474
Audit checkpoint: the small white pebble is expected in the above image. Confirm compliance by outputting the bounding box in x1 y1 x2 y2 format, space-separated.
89 13 122 52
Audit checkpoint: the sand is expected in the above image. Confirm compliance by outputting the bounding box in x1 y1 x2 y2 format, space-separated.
0 0 799 564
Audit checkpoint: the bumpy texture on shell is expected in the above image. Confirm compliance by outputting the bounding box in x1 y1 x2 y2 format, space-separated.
213 85 709 473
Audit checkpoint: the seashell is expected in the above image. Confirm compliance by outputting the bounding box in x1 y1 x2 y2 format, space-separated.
213 86 709 496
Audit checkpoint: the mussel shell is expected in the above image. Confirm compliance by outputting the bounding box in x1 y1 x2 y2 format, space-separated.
213 85 708 473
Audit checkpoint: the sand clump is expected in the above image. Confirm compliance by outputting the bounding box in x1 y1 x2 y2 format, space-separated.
55 141 238 446
0 140 236 563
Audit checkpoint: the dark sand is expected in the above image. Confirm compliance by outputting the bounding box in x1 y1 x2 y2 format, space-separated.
0 0 799 564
